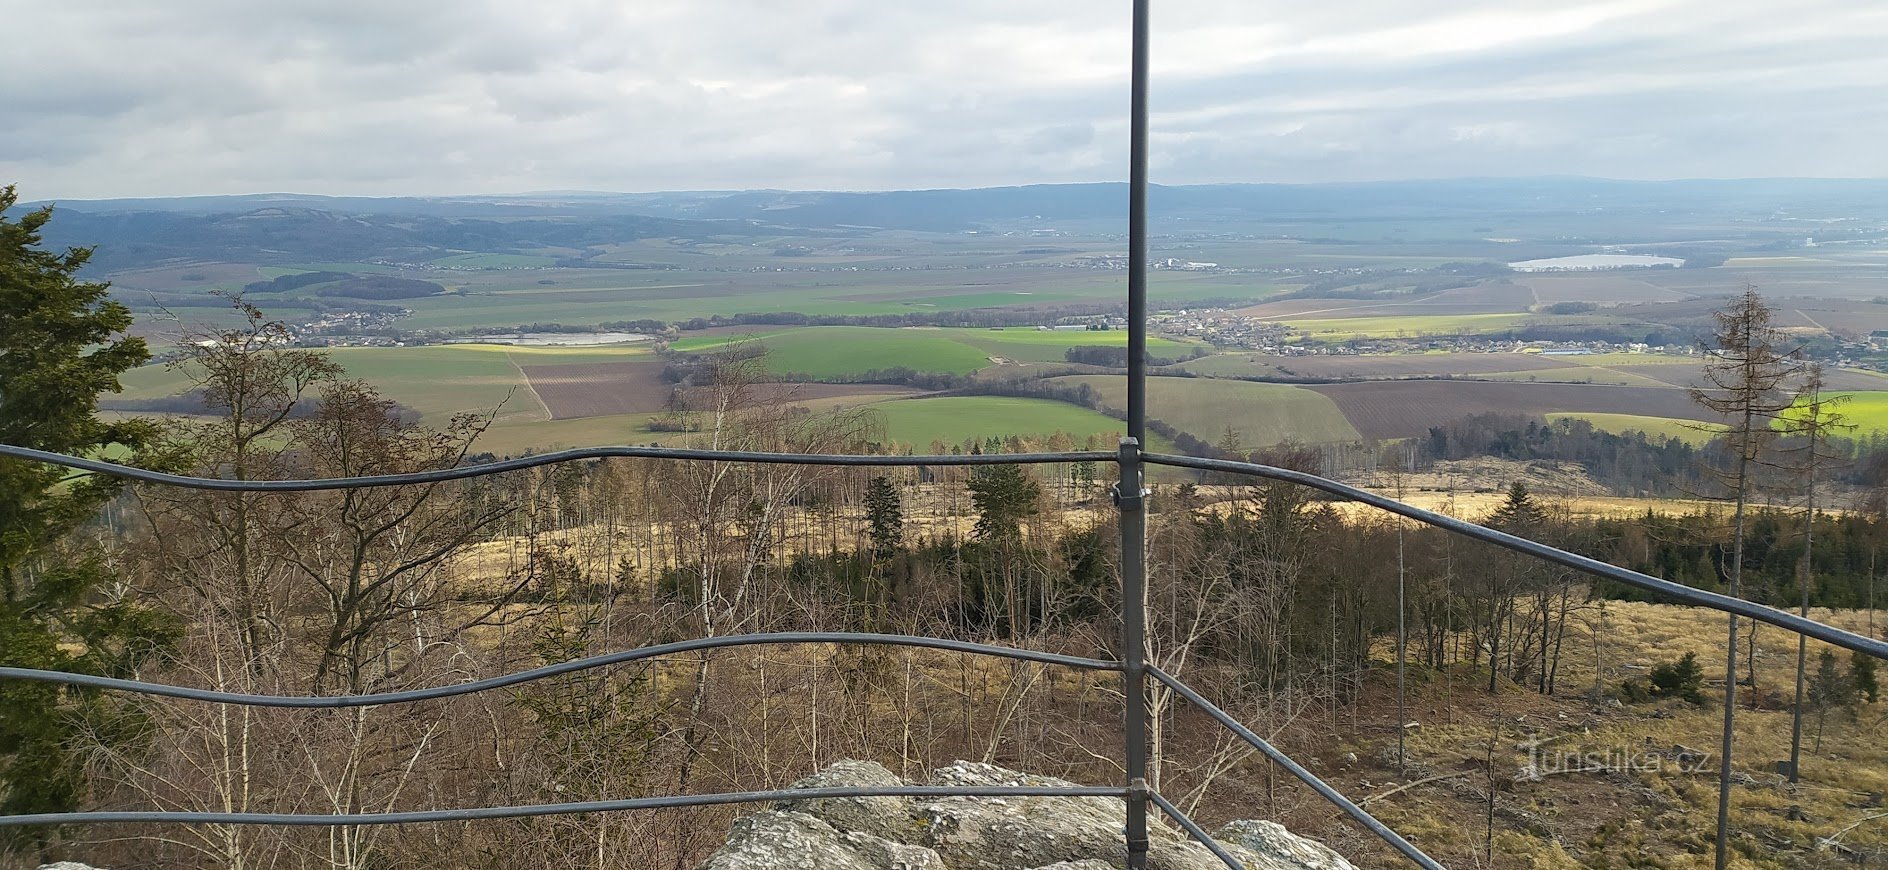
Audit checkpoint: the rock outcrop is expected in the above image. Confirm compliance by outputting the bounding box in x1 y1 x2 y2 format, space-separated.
699 760 1354 870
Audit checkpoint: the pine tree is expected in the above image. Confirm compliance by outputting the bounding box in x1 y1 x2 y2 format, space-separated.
0 185 178 856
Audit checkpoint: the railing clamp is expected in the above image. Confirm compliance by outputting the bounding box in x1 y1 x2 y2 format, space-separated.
1110 483 1150 512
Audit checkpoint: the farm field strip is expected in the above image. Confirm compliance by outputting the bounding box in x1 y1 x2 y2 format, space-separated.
1047 375 1360 445
667 326 1199 377
855 395 1142 450
1308 380 1722 440
1543 412 1727 445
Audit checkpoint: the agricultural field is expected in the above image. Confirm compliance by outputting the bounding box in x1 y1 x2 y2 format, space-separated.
668 326 1199 378
1814 391 1888 435
1047 375 1360 445
520 359 672 418
1175 352 1579 380
858 396 1134 449
1308 380 1716 440
1543 412 1727 445
1283 313 1580 340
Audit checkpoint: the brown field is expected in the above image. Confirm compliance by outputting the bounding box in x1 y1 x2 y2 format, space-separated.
1592 364 1888 392
1279 352 1577 378
1414 280 1539 311
522 360 673 418
1307 380 1715 439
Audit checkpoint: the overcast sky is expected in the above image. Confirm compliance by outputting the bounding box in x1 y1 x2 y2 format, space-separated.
5 1 1887 198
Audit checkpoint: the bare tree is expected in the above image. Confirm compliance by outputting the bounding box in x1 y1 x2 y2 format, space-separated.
1785 361 1849 788
1690 285 1800 870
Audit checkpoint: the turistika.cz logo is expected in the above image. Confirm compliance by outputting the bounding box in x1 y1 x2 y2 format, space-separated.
1516 741 1713 781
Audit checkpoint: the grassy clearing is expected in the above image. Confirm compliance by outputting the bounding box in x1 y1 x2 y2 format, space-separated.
1546 412 1726 445
1048 375 1360 445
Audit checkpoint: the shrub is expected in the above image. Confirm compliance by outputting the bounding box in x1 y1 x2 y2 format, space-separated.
1649 652 1705 704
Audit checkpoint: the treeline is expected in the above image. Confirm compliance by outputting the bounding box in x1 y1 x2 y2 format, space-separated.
1591 510 1887 611
1419 413 1715 496
243 270 353 293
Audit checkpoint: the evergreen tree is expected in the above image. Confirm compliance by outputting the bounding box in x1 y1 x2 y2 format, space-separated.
864 476 904 563
1853 651 1880 705
0 186 177 856
969 464 1039 544
1809 649 1856 753
1650 652 1706 704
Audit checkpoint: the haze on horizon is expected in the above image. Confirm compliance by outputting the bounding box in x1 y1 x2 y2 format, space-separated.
5 0 1887 200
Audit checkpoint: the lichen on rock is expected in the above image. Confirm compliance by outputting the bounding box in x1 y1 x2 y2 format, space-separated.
697 760 1355 870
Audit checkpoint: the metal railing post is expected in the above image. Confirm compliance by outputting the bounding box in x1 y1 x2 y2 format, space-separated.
1116 438 1150 870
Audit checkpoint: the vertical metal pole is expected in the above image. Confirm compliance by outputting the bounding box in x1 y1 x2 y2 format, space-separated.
1122 1 1152 868
1118 438 1150 870
1126 0 1150 447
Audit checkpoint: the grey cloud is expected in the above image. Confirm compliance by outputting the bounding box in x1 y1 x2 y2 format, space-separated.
3 0 1885 198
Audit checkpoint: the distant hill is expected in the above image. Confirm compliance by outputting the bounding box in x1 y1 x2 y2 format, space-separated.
22 206 767 272
16 177 1888 271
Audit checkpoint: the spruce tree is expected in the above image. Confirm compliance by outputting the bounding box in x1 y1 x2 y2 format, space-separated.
0 185 177 856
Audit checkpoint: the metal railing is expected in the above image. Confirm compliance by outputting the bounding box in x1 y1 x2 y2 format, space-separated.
6 441 1887 869
5 3 1886 867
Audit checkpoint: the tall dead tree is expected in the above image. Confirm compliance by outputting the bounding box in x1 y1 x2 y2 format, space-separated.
1785 361 1848 787
1690 286 1800 870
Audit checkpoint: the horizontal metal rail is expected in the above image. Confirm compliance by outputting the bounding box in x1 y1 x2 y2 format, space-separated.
0 785 1126 828
1146 452 1888 663
1148 665 1445 870
0 444 1111 492
1148 791 1245 870
0 631 1118 709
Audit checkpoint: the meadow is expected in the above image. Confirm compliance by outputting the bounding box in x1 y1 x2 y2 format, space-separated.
1048 375 1361 445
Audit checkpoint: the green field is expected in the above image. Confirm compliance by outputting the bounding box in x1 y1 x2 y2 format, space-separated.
1047 375 1361 445
669 326 1200 378
1794 391 1888 435
860 396 1134 449
1544 412 1726 445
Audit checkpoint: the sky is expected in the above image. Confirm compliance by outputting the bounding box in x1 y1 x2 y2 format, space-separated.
4 0 1887 198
